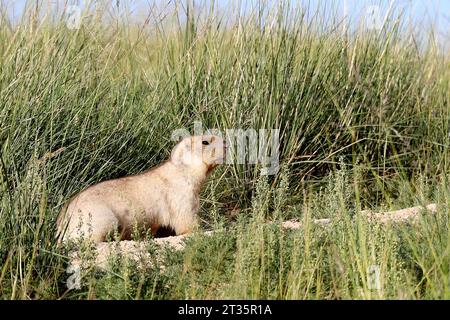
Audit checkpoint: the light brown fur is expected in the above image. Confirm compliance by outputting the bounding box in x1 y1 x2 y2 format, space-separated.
56 135 225 243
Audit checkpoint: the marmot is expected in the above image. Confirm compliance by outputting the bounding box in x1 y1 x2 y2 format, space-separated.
56 135 226 243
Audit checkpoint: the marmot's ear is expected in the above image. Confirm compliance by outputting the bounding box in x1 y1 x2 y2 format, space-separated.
171 140 193 165
170 142 184 165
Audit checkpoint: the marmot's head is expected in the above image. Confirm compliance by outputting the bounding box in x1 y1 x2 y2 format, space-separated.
171 135 226 171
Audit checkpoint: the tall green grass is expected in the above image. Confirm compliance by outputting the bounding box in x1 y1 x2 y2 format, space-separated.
0 1 449 299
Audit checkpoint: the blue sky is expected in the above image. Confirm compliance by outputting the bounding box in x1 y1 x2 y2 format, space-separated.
3 0 449 47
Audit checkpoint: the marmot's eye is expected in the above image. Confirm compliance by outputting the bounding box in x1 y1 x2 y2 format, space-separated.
202 141 210 146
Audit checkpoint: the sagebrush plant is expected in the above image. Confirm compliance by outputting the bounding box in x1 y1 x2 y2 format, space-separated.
0 1 449 299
